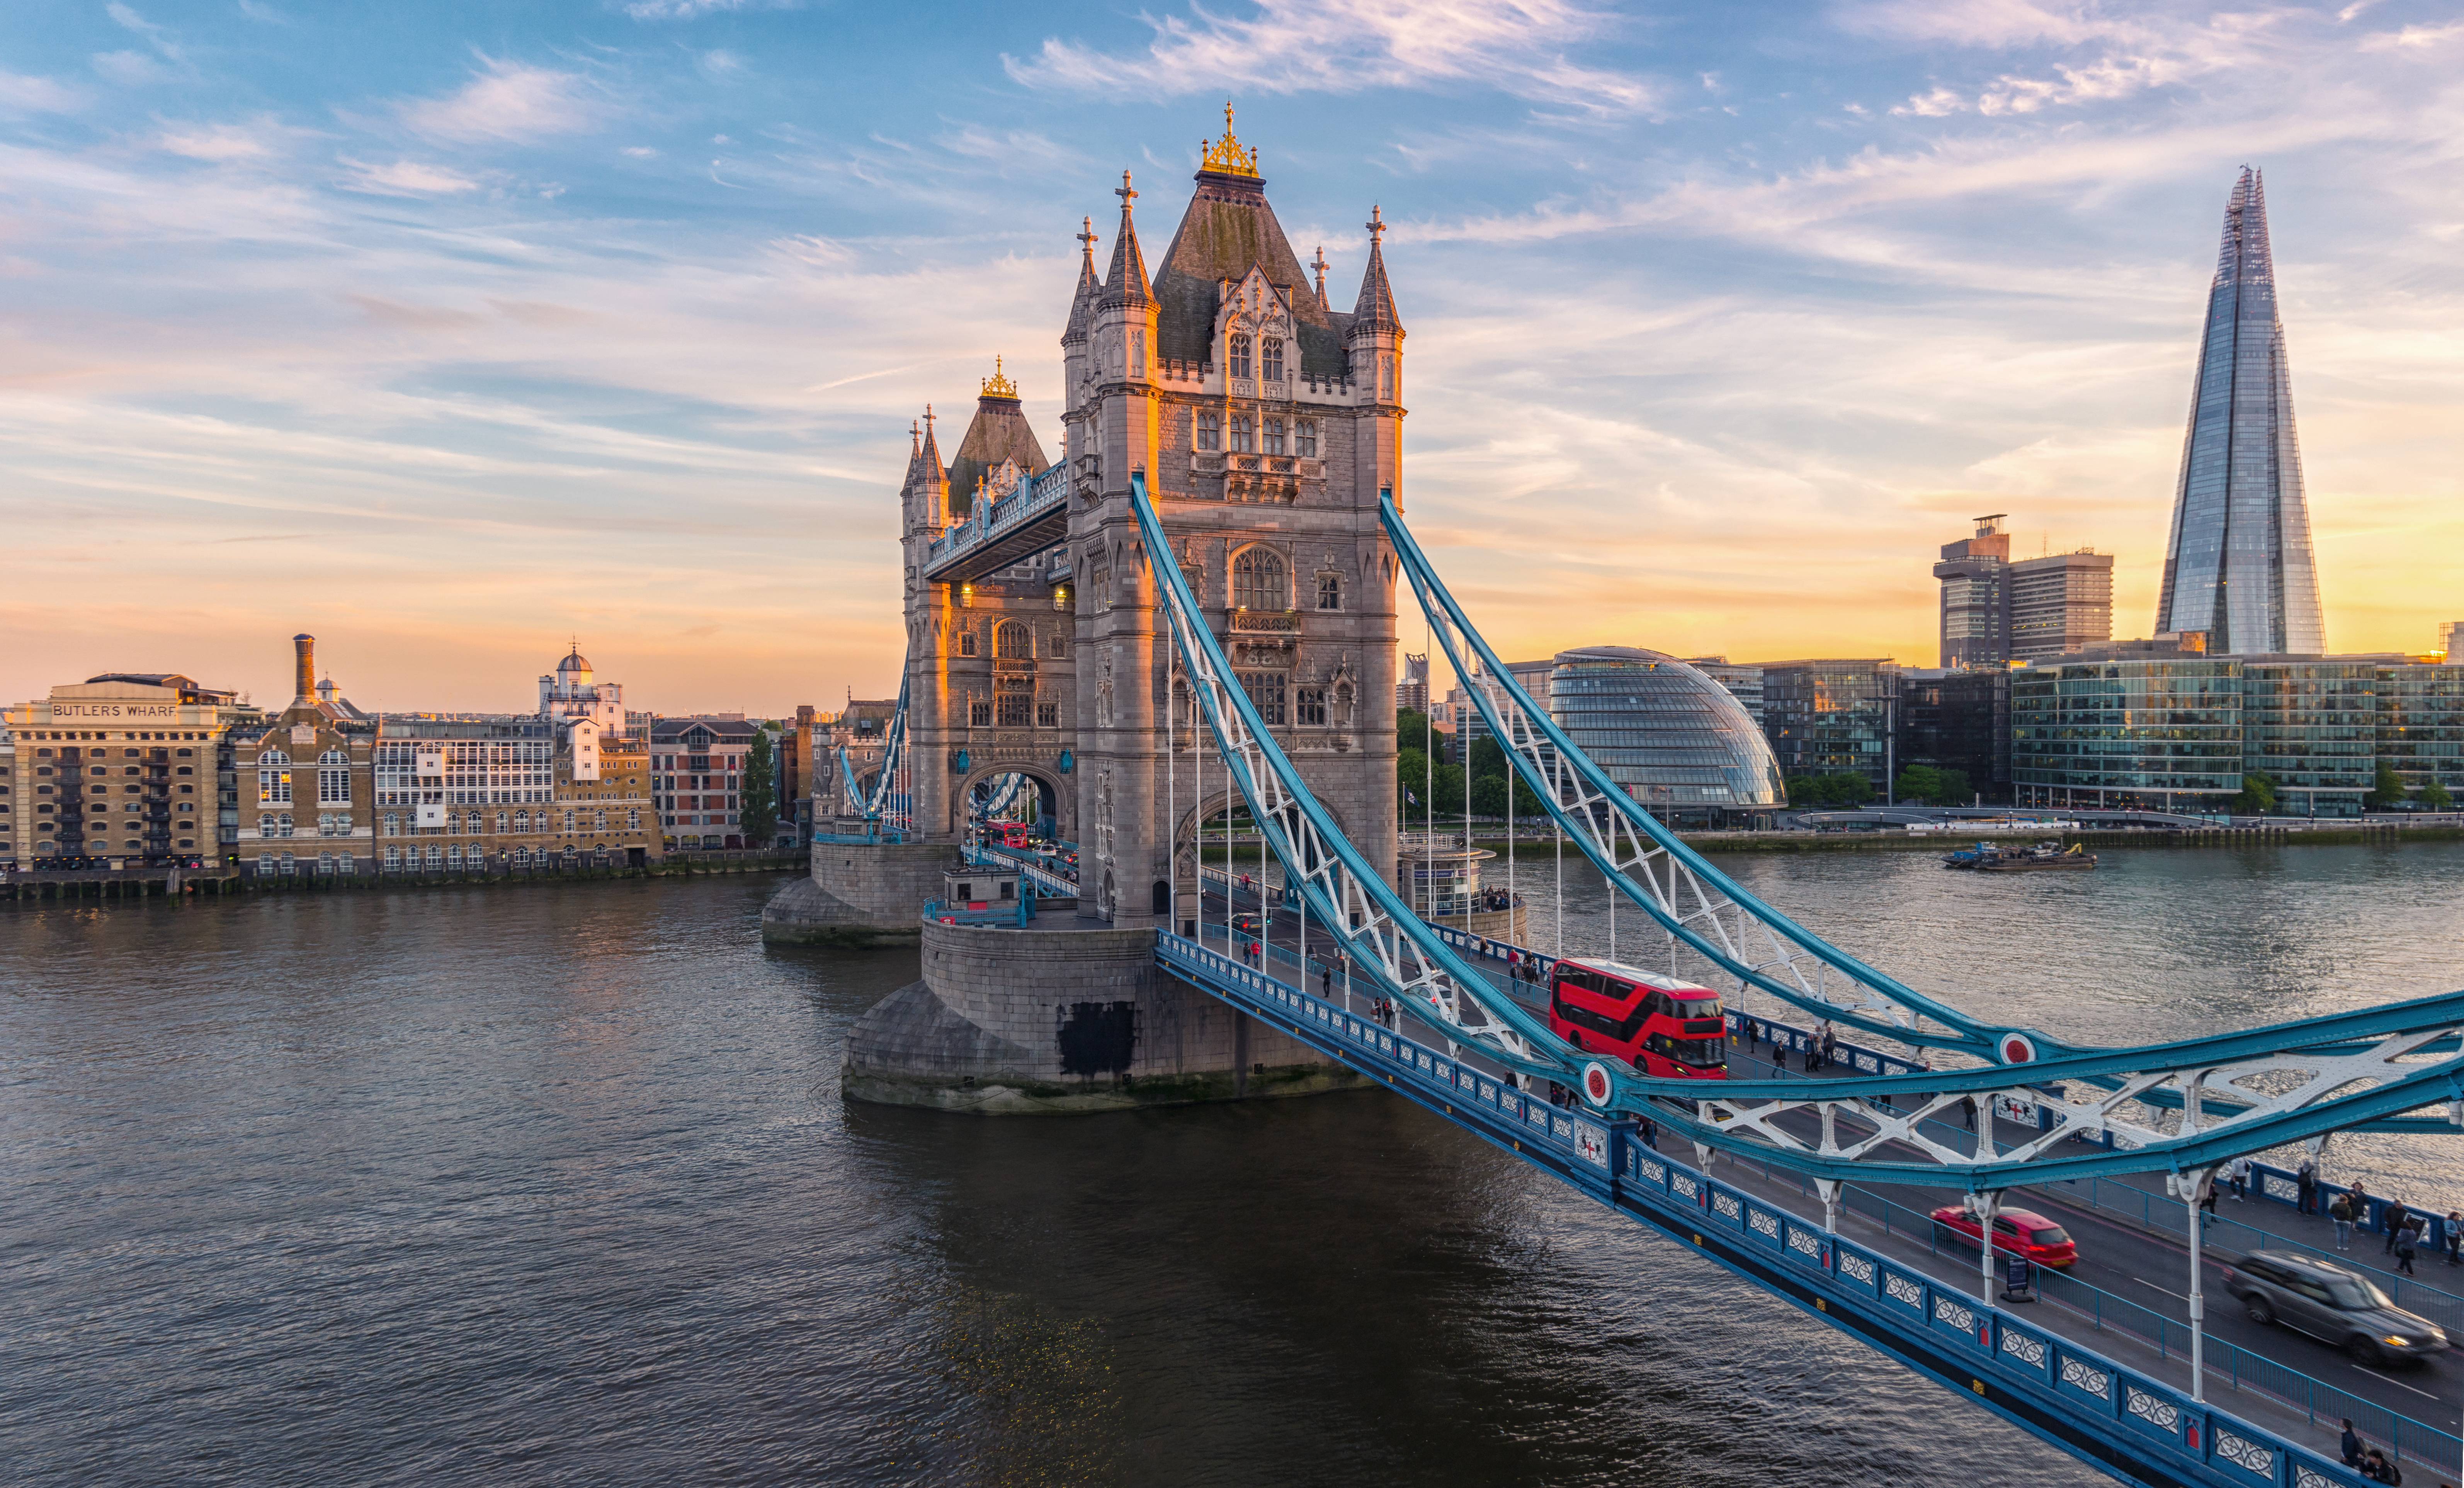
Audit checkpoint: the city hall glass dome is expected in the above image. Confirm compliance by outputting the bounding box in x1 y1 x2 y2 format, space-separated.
1547 646 1784 819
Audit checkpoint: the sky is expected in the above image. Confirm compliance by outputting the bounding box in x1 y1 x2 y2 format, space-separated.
2 0 2459 717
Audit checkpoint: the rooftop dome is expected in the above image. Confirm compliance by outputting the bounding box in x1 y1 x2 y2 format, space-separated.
557 647 591 675
1548 647 1782 816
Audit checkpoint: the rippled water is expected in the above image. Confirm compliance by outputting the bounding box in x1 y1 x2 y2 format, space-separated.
3 846 2459 1486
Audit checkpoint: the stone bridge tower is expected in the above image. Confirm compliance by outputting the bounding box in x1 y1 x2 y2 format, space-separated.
1067 109 1402 926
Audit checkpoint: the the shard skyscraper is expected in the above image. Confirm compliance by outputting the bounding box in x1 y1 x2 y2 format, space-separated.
2155 167 2326 656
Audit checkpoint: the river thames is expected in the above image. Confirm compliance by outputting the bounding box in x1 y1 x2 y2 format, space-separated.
6 842 2462 1486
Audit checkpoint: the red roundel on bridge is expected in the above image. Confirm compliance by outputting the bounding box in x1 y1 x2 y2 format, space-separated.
1998 1033 2038 1065
1581 1061 1614 1108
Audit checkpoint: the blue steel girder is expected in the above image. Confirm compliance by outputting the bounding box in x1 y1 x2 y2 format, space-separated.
838 670 910 829
1382 492 2054 1062
1136 474 2464 1193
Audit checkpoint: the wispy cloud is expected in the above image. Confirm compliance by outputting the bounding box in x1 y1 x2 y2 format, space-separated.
0 72 86 113
1008 0 1657 117
396 55 604 143
338 156 482 195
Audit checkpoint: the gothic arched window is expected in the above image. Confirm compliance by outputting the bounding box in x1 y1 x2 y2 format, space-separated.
1261 337 1284 382
1229 415 1253 453
1228 333 1252 380
1232 546 1289 612
996 621 1032 659
1196 411 1219 450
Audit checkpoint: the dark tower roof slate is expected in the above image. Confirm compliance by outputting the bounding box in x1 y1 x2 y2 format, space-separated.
944 386 1050 520
1350 207 1402 336
1097 172 1153 311
1151 168 1350 377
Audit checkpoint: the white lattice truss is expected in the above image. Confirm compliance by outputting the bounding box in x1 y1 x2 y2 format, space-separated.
1692 1030 2464 1184
840 671 910 828
1390 521 2021 1062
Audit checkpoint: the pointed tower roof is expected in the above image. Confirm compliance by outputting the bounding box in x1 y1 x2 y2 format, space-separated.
1097 172 1153 311
1350 206 1403 336
944 361 1051 520
1150 108 1344 376
2154 165 2323 656
1064 216 1102 342
917 404 945 492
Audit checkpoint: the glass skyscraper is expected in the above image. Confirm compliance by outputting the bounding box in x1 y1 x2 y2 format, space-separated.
2155 167 2326 656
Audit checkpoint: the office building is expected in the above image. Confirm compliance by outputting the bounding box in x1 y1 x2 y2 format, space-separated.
1934 515 2114 667
1935 514 2012 668
2010 654 2245 813
1895 668 2010 801
651 716 764 849
2378 662 2464 798
235 635 378 877
2439 622 2462 662
2154 167 2326 656
2238 660 2378 812
1758 659 1900 795
1681 657 1764 726
1396 652 1430 715
2009 550 2115 661
2 671 241 866
1547 647 1782 825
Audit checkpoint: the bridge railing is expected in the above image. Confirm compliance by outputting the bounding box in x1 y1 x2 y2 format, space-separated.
921 896 1032 929
966 844 1076 899
1160 930 2396 1486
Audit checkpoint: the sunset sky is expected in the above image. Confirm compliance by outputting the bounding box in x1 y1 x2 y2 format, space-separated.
3 0 2460 716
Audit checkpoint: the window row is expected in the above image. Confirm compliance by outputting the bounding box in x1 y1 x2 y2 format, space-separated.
968 698 1064 729
957 623 1070 659
1195 412 1318 456
1225 334 1284 383
378 808 640 835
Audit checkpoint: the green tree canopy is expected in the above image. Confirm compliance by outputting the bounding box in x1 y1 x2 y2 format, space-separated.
2233 771 2278 815
741 728 779 846
1894 764 1973 807
2419 780 2455 812
1786 773 1873 807
2365 761 2408 810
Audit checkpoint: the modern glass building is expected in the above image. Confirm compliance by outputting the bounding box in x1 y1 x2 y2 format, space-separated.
1896 668 2010 800
2240 660 2377 814
1758 659 1898 795
1547 647 1782 824
2378 663 2464 797
2010 658 2245 811
2155 167 2326 656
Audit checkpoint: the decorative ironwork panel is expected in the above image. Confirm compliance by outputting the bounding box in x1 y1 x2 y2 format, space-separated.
1712 1192 1743 1223
1786 1225 1823 1260
1999 1328 2046 1367
1525 1104 1550 1133
1551 1114 1575 1142
1748 1209 1780 1240
2295 1467 2337 1488
1671 1173 1700 1201
1932 1296 1976 1333
1837 1252 1877 1287
2058 1357 2110 1400
2124 1387 2180 1432
1478 1080 1498 1103
1883 1272 1924 1310
1635 1155 1667 1187
2213 1431 2274 1477
2263 1175 2299 1203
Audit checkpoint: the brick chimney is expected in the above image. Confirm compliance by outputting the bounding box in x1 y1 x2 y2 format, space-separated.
293 634 316 705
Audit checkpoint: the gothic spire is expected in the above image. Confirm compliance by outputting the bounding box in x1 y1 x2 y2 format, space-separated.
1065 215 1102 342
1310 245 1330 311
1350 206 1402 335
1097 170 1153 310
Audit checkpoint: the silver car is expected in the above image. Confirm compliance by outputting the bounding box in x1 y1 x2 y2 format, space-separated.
2222 1250 2449 1364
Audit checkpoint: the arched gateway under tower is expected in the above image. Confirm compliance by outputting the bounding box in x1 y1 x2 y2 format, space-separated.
769 114 1404 1112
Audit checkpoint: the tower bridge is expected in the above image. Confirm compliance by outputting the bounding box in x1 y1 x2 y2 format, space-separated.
764 121 2464 1486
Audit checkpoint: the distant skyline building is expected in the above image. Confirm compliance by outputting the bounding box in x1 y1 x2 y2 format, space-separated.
1547 647 1782 825
2155 166 2326 657
1933 514 2112 667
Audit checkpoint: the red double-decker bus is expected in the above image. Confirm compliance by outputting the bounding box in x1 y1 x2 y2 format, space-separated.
1546 958 1728 1079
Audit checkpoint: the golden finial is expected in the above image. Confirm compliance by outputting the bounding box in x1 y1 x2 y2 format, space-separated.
1200 100 1260 178
981 355 1019 400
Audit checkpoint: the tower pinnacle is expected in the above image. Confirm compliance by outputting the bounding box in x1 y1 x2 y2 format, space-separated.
1310 245 1329 309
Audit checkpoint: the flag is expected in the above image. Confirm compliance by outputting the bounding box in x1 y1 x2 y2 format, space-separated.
1405 789 1419 804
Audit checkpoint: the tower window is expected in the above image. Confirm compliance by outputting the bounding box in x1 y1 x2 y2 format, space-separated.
1261 338 1284 382
1237 672 1288 726
1318 574 1341 610
970 699 992 728
958 628 978 657
1130 329 1146 378
1263 418 1285 455
996 621 1032 659
1296 688 1328 726
1196 411 1219 451
1229 415 1253 454
1233 546 1288 611
1296 419 1318 457
1228 334 1252 380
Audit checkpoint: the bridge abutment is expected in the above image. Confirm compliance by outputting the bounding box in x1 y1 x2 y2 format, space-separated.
762 841 958 946
840 919 1361 1113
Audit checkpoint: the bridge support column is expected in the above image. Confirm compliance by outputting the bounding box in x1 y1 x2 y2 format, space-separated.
1815 1177 1842 1235
1972 1192 2000 1301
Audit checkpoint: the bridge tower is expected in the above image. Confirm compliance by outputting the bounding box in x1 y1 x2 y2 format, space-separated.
1068 108 1401 925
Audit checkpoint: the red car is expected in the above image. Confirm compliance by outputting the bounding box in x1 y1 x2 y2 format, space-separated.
1929 1206 2078 1268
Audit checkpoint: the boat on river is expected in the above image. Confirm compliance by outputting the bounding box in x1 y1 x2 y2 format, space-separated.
1941 840 2097 872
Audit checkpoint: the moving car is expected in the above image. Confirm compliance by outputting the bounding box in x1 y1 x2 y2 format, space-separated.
1927 1206 2079 1268
2223 1250 2449 1364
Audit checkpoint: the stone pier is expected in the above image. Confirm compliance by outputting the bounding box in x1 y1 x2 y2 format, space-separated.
762 840 957 946
840 919 1361 1114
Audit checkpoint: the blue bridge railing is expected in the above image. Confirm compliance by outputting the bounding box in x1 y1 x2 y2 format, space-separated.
1158 929 2413 1488
924 464 1068 572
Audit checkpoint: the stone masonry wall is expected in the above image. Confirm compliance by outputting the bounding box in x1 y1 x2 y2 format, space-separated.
761 841 957 945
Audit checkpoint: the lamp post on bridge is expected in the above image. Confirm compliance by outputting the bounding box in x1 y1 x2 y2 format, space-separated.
2168 1167 2216 1404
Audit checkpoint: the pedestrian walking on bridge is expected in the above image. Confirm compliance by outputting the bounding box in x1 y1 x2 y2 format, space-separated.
2330 1192 2355 1250
2296 1157 2319 1215
2386 1198 2412 1256
2229 1155 2251 1202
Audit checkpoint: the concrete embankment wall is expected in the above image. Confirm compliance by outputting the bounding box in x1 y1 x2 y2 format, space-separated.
840 919 1362 1114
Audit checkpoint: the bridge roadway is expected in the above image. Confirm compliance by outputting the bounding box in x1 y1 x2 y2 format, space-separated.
1188 878 2464 1480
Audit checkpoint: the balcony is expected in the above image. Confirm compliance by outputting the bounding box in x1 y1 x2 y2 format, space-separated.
1231 608 1301 634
